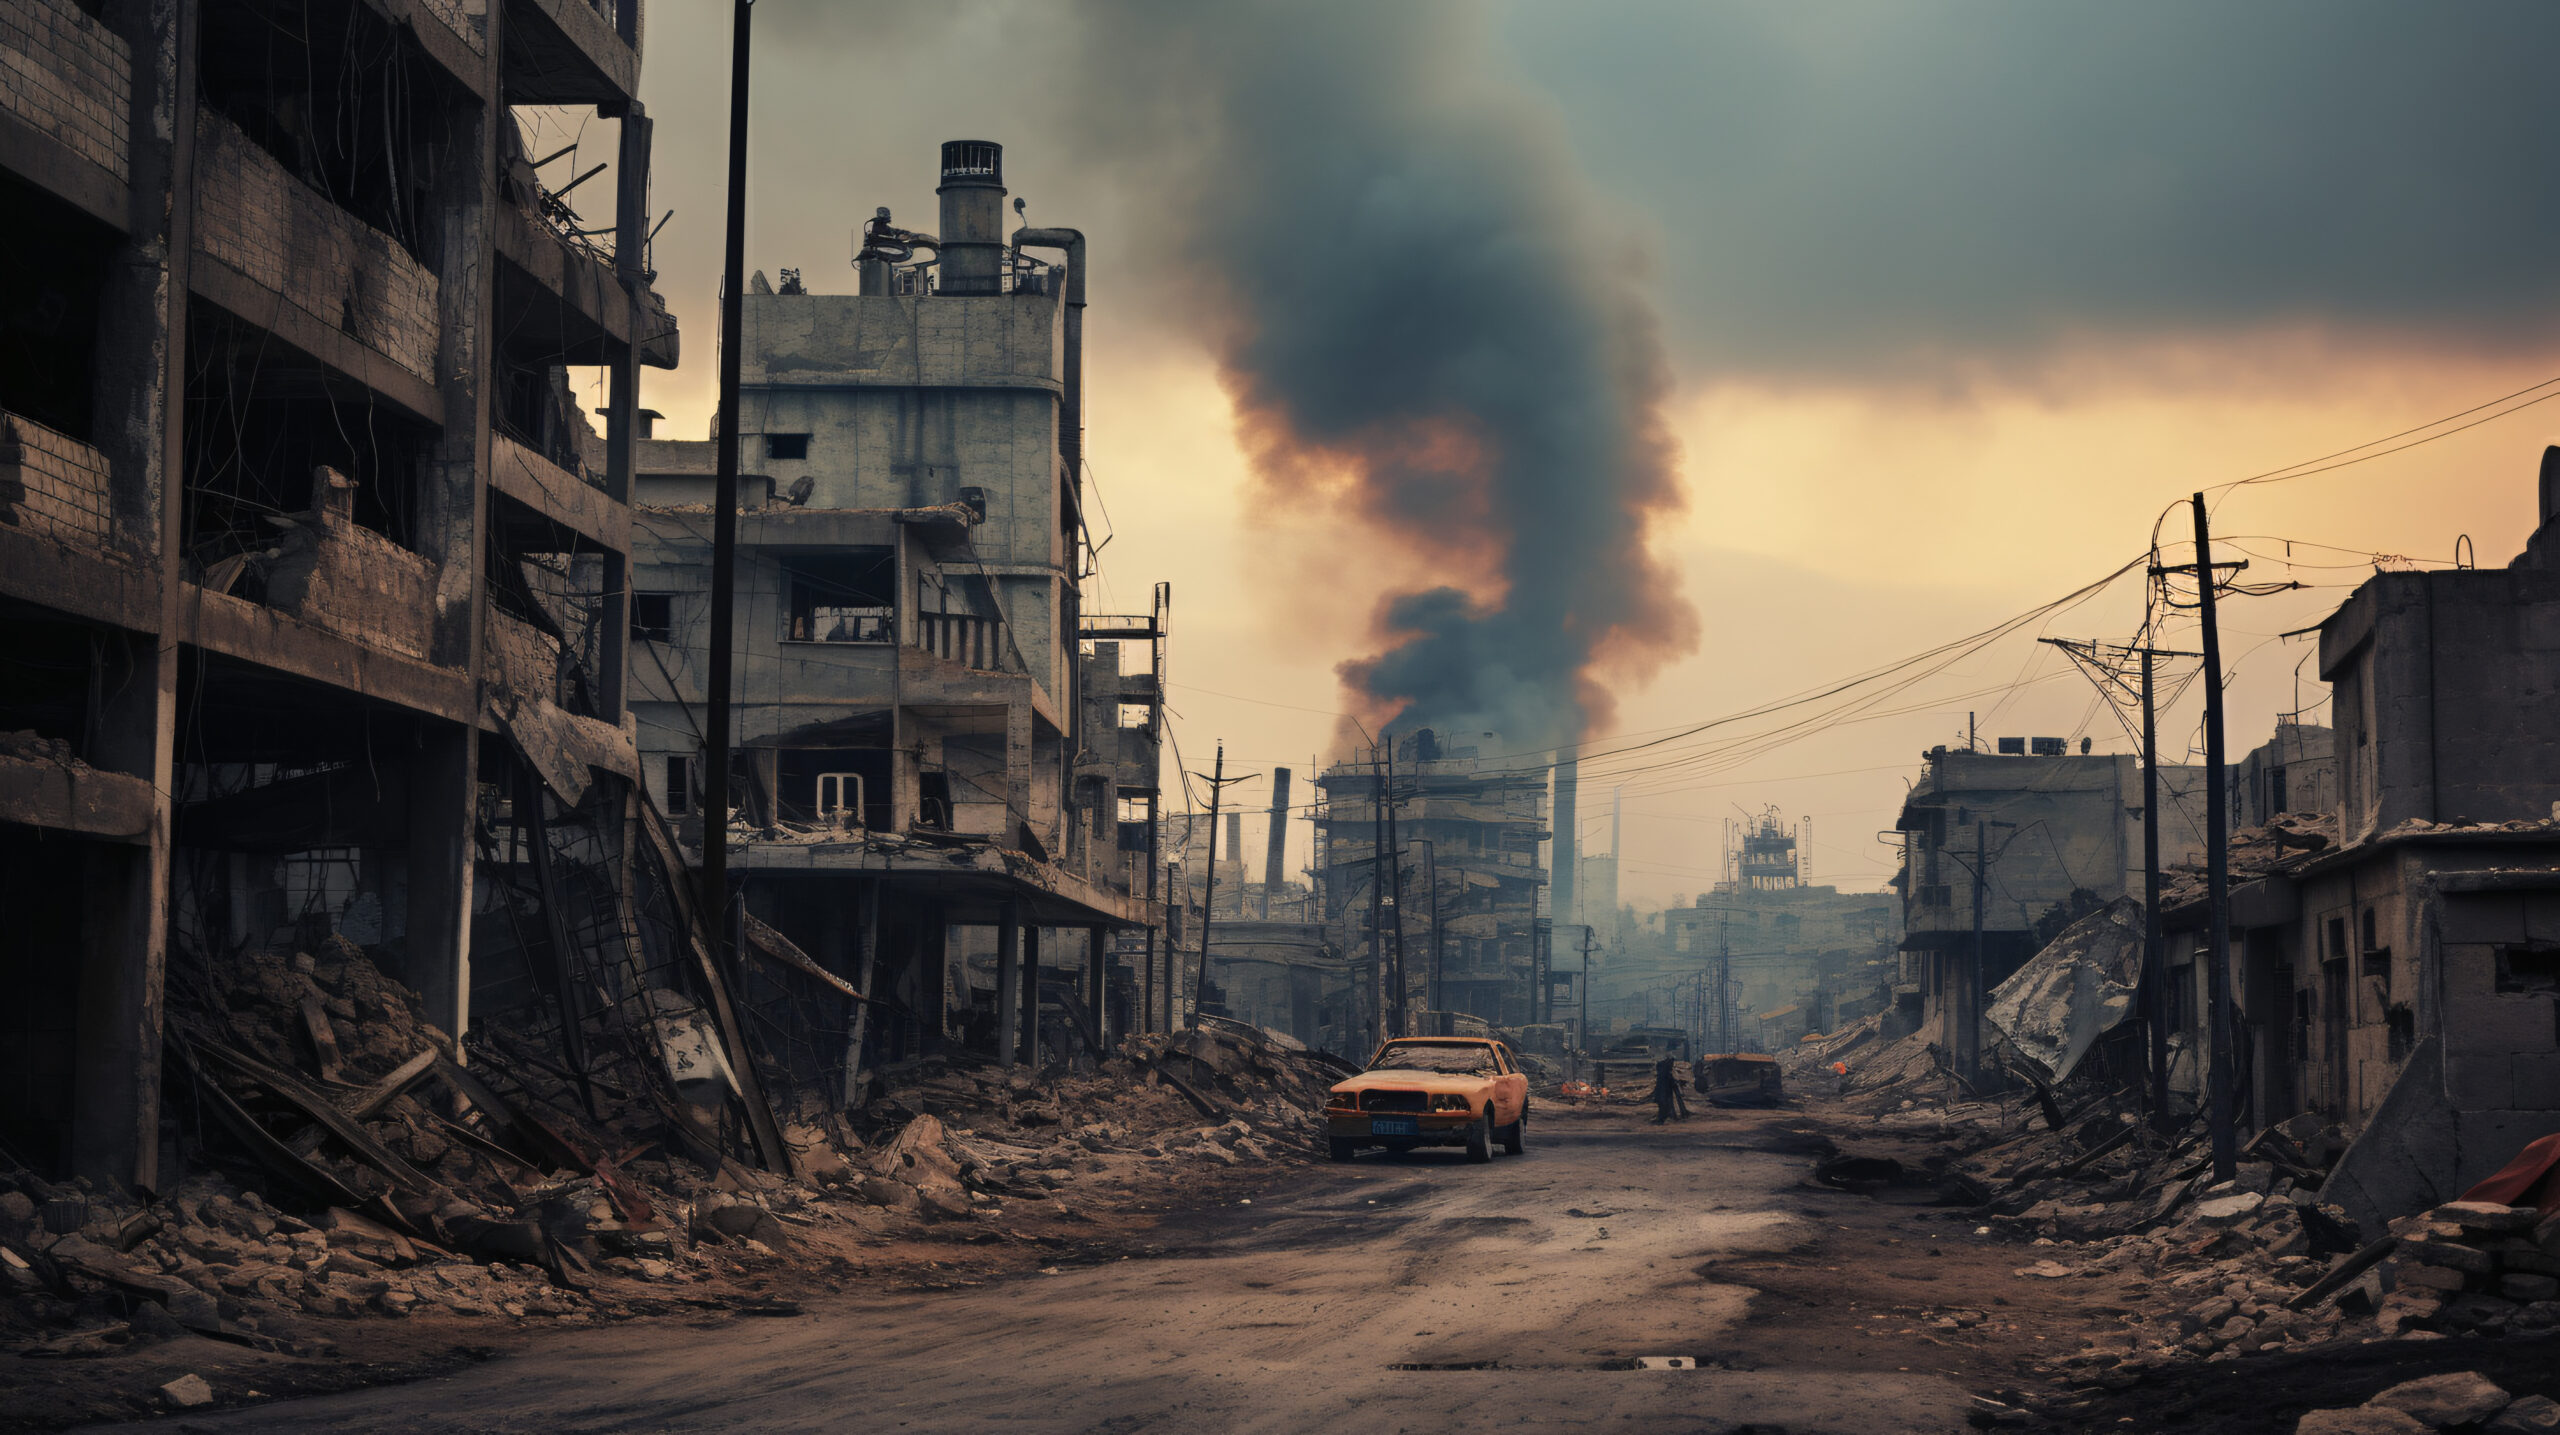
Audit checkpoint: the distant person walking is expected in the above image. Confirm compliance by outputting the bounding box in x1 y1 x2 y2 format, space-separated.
1649 1055 1689 1124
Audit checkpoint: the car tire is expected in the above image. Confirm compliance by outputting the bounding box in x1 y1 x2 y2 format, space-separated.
1328 1137 1357 1162
1500 1108 1526 1156
1466 1110 1493 1163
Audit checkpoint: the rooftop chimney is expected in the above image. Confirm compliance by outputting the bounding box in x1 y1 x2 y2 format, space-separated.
936 140 1006 296
1261 768 1292 918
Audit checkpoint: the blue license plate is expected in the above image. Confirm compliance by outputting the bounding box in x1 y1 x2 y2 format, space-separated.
1372 1117 1418 1137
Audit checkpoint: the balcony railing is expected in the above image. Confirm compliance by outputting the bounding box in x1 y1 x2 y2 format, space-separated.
913 613 1005 671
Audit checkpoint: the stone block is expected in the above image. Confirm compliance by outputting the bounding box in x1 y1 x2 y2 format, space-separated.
2296 1409 2427 1435
2489 1395 2560 1435
2400 1236 2497 1274
2429 1202 2540 1234
2366 1371 2511 1428
2446 1054 2515 1110
2386 1261 2467 1293
2499 1273 2560 1302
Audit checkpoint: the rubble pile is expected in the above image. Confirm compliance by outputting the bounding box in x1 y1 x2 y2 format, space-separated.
3 951 1347 1365
1795 1010 2560 1379
857 1018 1345 1203
2294 1371 2560 1434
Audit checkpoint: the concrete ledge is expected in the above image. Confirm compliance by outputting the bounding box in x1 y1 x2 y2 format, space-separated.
493 201 677 368
173 583 474 721
731 840 1153 927
0 105 125 229
356 0 491 99
504 0 638 103
0 755 155 842
0 525 159 631
492 435 627 552
189 256 444 425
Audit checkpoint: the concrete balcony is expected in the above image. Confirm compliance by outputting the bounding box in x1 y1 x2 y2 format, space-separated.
492 433 628 552
503 0 639 105
190 109 442 421
1 411 118 552
0 0 132 227
0 742 154 843
493 198 680 372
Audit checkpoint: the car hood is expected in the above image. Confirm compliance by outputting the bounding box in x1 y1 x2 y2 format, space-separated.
1330 1069 1493 1096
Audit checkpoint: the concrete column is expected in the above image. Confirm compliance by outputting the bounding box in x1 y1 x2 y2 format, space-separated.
995 904 1019 1069
842 881 880 1108
405 723 479 1039
1004 701 1033 845
1022 922 1041 1067
69 631 172 1190
1087 925 1108 1049
923 907 948 1053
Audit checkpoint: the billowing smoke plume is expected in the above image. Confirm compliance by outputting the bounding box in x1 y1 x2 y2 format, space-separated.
1070 2 1697 754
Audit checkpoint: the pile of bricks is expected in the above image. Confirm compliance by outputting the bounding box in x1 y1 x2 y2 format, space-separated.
2369 1201 2560 1338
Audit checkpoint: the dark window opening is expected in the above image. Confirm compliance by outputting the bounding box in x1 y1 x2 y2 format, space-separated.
2386 1005 2415 1062
0 174 109 443
632 592 674 642
765 433 810 461
182 305 429 570
2495 944 2560 995
494 355 595 481
196 0 456 268
918 771 953 829
662 755 692 816
786 549 895 643
2324 917 2348 962
2268 766 2289 815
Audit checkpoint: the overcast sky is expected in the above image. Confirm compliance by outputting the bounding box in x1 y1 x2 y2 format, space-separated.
616 1 2560 906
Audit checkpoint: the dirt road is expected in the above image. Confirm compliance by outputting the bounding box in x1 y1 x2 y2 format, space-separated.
86 1104 2029 1434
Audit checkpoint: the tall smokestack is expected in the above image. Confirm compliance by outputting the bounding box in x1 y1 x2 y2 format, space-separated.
1261 767 1292 918
935 139 1005 295
1225 809 1243 912
1552 753 1579 934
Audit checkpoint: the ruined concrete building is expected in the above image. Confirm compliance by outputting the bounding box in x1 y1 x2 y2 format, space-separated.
1593 814 1892 1053
0 0 677 1188
629 141 1163 1084
1311 730 1551 1036
2152 456 2560 1224
1893 745 2210 1077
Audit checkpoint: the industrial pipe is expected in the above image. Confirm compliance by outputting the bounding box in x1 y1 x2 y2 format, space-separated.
1009 225 1086 506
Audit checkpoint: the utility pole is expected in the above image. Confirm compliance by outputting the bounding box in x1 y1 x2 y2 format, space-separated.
1161 857 1179 1034
1414 839 1440 1028
2152 513 2249 1180
2192 495 2238 1180
699 0 754 965
1967 818 1986 1080
1579 925 1594 1055
1191 744 1256 1025
1715 914 1730 1053
2140 648 2168 1119
1368 741 1385 1052
1384 742 1407 1038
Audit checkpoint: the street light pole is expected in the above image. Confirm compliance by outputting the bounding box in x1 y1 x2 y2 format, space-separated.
700 0 753 966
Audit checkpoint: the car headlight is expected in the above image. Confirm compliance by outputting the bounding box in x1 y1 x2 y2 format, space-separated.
1429 1093 1471 1112
1325 1091 1358 1112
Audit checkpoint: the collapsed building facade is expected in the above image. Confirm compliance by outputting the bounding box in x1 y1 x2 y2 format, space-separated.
1892 745 2210 1078
629 140 1162 1091
1308 730 1551 1040
0 0 682 1189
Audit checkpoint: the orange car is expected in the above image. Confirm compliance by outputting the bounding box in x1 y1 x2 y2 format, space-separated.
1322 1037 1531 1163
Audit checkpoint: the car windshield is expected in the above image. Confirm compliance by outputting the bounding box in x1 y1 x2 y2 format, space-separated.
1370 1043 1497 1075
